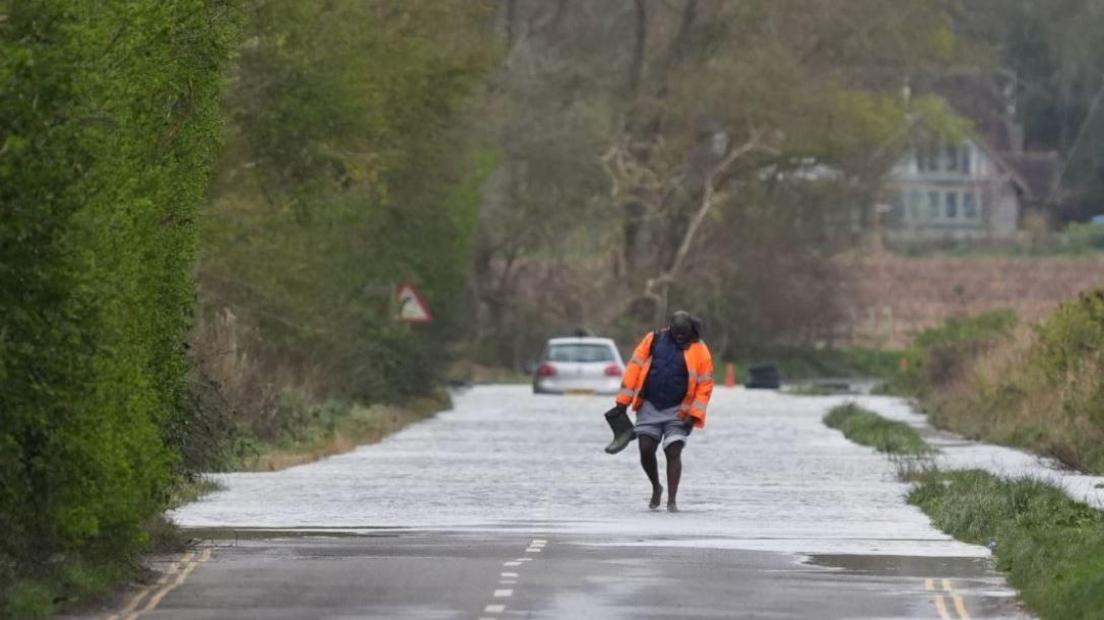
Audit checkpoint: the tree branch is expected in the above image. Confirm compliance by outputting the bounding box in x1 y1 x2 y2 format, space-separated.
666 131 776 278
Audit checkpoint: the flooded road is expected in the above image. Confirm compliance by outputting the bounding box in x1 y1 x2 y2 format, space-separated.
146 386 1027 618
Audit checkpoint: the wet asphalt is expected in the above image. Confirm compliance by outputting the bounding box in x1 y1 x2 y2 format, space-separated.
92 387 1031 619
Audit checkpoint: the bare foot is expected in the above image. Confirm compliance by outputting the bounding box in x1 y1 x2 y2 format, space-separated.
649 485 663 510
667 501 679 513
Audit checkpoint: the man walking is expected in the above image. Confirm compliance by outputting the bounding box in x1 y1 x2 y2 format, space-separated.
611 311 714 512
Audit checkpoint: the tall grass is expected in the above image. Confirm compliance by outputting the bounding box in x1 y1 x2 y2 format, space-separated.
909 292 1104 473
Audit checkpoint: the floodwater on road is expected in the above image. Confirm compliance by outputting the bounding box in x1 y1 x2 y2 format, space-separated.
172 386 986 558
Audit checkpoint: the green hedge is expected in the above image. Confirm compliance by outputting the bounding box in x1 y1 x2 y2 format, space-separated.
0 0 235 609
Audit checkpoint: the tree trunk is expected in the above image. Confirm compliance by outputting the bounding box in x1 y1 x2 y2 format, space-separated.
628 0 647 95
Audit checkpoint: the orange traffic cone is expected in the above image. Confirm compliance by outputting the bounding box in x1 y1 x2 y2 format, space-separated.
724 363 738 387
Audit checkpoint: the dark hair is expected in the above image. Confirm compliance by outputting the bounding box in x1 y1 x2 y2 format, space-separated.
669 310 704 341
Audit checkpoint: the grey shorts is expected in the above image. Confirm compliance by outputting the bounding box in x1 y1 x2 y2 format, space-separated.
634 400 693 447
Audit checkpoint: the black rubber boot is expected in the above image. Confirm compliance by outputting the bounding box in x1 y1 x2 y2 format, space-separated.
604 406 636 454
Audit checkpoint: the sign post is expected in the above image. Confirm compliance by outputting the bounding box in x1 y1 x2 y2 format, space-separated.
395 283 431 323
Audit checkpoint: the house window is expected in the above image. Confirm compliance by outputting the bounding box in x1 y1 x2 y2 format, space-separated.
888 191 905 224
928 191 941 219
945 145 958 172
909 190 923 220
963 192 977 218
916 140 940 172
961 148 971 175
926 143 940 172
945 191 958 218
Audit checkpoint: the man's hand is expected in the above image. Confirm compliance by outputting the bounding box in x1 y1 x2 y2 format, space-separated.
613 403 628 416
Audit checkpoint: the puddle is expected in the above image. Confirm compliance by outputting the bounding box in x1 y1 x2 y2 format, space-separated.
805 553 992 577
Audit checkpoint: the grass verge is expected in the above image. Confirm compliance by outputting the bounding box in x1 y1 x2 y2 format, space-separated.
233 394 449 472
824 403 933 456
908 469 1104 619
825 402 1104 619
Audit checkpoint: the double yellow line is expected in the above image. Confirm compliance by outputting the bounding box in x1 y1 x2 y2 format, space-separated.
105 547 213 620
926 577 971 620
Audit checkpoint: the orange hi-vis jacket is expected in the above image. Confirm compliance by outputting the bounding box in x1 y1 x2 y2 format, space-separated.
615 330 714 428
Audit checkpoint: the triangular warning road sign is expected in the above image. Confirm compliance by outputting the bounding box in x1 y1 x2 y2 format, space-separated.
396 283 431 323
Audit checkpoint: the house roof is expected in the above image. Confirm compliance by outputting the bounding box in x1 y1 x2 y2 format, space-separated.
1001 151 1061 202
909 71 1062 205
912 72 1019 151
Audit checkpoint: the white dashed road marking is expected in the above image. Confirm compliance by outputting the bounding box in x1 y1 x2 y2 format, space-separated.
482 539 547 615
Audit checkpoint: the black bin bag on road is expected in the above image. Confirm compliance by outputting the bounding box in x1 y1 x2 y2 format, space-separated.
746 363 781 389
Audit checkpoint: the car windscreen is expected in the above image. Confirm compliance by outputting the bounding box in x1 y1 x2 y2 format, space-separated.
546 344 615 363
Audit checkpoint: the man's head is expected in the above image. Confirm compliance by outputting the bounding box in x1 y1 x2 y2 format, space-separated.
669 311 695 347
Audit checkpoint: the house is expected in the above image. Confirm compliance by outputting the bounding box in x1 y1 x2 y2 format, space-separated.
881 73 1061 244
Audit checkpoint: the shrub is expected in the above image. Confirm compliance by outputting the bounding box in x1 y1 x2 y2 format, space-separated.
897 309 1017 394
1033 290 1104 423
193 1 496 436
4 580 53 619
0 0 235 603
908 291 1104 473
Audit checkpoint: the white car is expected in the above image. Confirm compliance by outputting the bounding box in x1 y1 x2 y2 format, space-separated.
532 337 625 395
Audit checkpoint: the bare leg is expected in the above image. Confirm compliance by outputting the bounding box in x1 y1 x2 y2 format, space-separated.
664 441 684 512
638 435 663 509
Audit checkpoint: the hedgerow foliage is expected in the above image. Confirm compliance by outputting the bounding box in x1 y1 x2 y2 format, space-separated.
895 309 1018 395
194 1 496 444
0 0 235 592
900 292 1104 473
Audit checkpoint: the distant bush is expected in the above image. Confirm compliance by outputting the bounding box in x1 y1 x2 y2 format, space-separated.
1018 290 1104 469
1054 222 1104 254
0 0 235 611
896 309 1018 394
